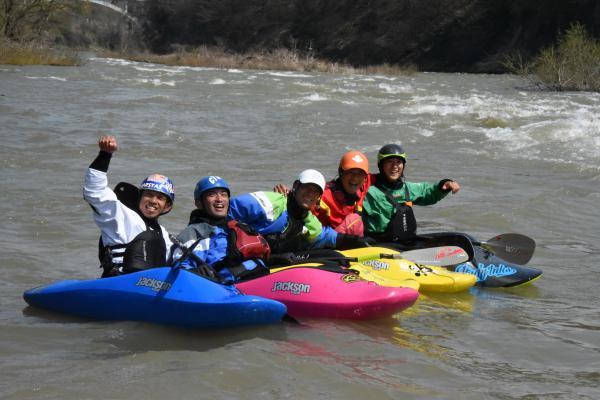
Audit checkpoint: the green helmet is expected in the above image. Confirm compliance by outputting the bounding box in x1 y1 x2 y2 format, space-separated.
377 143 407 169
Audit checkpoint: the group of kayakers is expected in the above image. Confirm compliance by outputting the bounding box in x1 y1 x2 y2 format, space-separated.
84 135 460 283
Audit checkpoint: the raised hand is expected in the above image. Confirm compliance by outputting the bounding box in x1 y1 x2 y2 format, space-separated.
98 135 118 153
273 183 290 195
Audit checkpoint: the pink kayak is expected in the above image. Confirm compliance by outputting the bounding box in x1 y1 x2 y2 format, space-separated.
236 266 419 320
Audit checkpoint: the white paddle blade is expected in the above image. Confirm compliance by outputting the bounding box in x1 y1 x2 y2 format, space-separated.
384 246 469 266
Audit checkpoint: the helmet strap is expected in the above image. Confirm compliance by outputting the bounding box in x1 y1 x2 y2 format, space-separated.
291 180 301 193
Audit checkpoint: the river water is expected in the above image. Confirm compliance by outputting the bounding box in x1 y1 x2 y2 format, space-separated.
1 57 599 399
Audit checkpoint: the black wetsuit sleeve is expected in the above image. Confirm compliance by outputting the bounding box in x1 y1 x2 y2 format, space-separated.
438 179 453 192
89 151 112 172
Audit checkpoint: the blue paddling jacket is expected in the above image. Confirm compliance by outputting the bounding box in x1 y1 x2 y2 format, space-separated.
228 191 338 251
174 211 265 283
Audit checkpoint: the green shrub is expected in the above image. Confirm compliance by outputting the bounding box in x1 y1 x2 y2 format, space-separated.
533 23 600 92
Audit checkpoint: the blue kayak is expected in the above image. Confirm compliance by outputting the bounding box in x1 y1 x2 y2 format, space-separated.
23 267 287 329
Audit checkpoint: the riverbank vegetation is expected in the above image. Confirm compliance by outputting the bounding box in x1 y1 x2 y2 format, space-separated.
0 0 82 65
534 24 600 91
505 24 600 92
0 38 79 66
105 46 417 75
0 0 77 40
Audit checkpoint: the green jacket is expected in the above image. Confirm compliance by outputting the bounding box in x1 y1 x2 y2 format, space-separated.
362 175 451 235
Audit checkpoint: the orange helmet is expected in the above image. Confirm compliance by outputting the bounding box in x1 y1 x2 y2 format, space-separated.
339 151 369 174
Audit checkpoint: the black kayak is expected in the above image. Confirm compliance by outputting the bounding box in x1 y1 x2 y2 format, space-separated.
379 232 543 288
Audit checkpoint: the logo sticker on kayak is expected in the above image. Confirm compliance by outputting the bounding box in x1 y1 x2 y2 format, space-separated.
435 247 467 261
341 273 362 283
136 277 172 292
455 262 517 282
362 260 390 271
405 263 434 276
271 281 311 295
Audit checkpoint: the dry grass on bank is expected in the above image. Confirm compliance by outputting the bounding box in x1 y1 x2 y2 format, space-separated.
106 46 417 76
0 38 417 76
0 39 80 66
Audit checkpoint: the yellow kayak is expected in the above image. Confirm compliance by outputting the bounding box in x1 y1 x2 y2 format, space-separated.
270 262 421 291
344 264 421 291
339 247 477 293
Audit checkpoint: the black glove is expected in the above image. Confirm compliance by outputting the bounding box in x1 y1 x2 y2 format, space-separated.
267 252 298 267
181 247 218 279
335 234 376 250
191 261 217 279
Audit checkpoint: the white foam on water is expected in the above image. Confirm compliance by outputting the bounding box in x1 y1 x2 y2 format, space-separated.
93 57 135 66
359 119 383 126
137 78 176 87
404 101 473 116
24 76 67 81
209 78 227 85
534 112 599 161
95 57 209 75
475 99 600 170
182 66 220 72
133 66 184 75
418 128 434 137
264 71 313 78
331 88 358 94
483 127 539 151
303 93 328 101
281 93 329 106
227 69 243 73
231 80 254 85
391 83 599 171
293 81 319 88
378 83 412 94
372 75 398 81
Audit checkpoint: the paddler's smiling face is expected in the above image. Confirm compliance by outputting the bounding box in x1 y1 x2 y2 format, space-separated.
138 190 171 219
382 157 405 182
294 183 322 209
202 189 229 218
341 168 367 195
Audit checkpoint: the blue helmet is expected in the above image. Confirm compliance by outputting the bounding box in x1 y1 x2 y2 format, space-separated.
140 174 175 204
194 176 230 200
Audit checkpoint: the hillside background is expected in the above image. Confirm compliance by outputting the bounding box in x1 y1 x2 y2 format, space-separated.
10 0 600 73
134 0 600 73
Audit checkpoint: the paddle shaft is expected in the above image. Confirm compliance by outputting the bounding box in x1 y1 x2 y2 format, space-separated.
293 246 469 267
370 246 469 266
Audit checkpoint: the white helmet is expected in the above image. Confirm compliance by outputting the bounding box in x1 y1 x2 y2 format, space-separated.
297 169 326 193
